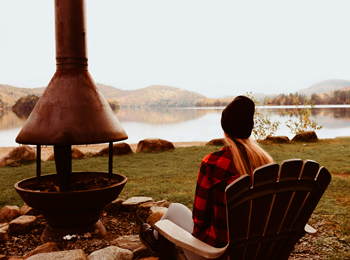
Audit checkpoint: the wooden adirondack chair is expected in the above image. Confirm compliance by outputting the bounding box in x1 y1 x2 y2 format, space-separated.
155 159 332 260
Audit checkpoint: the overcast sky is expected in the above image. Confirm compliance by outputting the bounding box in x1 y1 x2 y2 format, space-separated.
1 0 350 98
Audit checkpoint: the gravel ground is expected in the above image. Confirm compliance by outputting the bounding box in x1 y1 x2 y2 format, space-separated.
1 213 348 259
0 211 142 258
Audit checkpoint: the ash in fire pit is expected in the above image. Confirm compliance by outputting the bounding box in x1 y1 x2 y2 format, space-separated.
23 176 122 192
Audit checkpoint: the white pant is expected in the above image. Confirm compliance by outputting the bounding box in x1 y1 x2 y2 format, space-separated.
154 203 207 260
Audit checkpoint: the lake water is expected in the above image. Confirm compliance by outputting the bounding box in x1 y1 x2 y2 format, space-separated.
1 105 350 147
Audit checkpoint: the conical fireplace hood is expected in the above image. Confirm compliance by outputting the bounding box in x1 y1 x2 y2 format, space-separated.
16 0 127 145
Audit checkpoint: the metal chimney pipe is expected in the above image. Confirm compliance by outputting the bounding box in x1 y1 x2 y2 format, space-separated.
55 0 87 70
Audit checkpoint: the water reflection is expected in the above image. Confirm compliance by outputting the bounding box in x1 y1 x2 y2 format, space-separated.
1 106 350 147
261 106 350 120
260 106 350 129
0 109 27 130
11 109 32 119
116 107 218 124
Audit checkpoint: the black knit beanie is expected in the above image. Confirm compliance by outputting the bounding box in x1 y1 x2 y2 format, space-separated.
221 96 255 139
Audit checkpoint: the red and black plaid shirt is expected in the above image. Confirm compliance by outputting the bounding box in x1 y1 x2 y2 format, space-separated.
192 146 240 252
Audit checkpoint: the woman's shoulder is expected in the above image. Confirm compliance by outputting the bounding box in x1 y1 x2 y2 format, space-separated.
202 146 231 164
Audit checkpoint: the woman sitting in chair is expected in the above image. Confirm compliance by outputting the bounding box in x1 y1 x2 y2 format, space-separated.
140 95 273 260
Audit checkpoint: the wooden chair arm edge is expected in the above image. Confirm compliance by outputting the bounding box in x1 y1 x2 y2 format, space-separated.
155 219 227 259
304 224 317 237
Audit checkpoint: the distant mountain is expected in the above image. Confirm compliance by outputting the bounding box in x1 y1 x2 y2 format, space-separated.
102 84 207 107
297 79 350 96
0 83 206 107
2 79 350 108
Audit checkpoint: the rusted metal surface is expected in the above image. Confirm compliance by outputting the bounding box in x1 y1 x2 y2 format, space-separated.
16 0 127 145
55 0 87 71
54 145 72 191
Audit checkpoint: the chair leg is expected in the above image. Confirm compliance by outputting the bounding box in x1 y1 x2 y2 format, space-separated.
159 233 176 260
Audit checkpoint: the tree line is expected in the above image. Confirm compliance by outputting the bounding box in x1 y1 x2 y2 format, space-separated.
266 90 350 105
196 89 350 107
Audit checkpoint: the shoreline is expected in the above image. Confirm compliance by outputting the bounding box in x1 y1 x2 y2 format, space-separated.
0 141 208 161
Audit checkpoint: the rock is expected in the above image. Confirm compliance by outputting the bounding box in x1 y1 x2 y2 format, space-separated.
26 249 86 260
206 138 226 146
47 153 54 161
122 197 154 212
110 235 149 259
147 211 166 227
137 200 170 220
136 138 174 153
149 206 168 215
96 143 133 157
87 246 133 260
104 198 124 213
20 203 41 216
0 145 36 166
23 242 60 259
71 148 87 159
9 215 37 234
139 200 171 210
0 206 20 223
0 223 9 232
47 148 86 161
0 230 9 242
292 131 318 142
264 135 290 143
0 158 15 167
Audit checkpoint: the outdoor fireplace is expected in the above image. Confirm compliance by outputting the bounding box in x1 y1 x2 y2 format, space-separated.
14 0 128 242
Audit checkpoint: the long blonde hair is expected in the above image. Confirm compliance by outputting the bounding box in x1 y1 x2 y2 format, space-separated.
224 133 273 177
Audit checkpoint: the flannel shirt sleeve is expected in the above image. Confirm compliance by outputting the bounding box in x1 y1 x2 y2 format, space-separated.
192 158 214 242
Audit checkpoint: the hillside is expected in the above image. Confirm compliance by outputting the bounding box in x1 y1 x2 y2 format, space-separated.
97 83 207 106
0 84 43 107
2 79 350 108
111 85 206 107
0 84 206 107
298 79 350 96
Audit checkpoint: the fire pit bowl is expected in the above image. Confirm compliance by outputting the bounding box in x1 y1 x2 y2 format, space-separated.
15 172 127 242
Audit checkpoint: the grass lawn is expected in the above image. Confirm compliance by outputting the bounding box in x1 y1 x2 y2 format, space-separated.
1 137 350 258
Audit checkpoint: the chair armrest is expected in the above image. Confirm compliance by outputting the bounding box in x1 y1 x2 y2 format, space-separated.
155 219 227 259
304 224 317 237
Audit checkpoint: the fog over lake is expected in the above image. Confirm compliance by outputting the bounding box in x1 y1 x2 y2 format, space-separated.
1 105 350 147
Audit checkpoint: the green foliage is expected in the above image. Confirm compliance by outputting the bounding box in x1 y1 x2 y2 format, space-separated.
285 95 323 135
107 100 120 111
265 92 308 106
246 92 280 140
12 95 40 111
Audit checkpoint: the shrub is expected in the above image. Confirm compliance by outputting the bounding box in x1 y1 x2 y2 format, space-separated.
246 92 280 140
285 95 323 135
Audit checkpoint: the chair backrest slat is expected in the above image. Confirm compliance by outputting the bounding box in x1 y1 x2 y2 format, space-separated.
300 160 319 180
279 159 303 181
225 159 331 260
